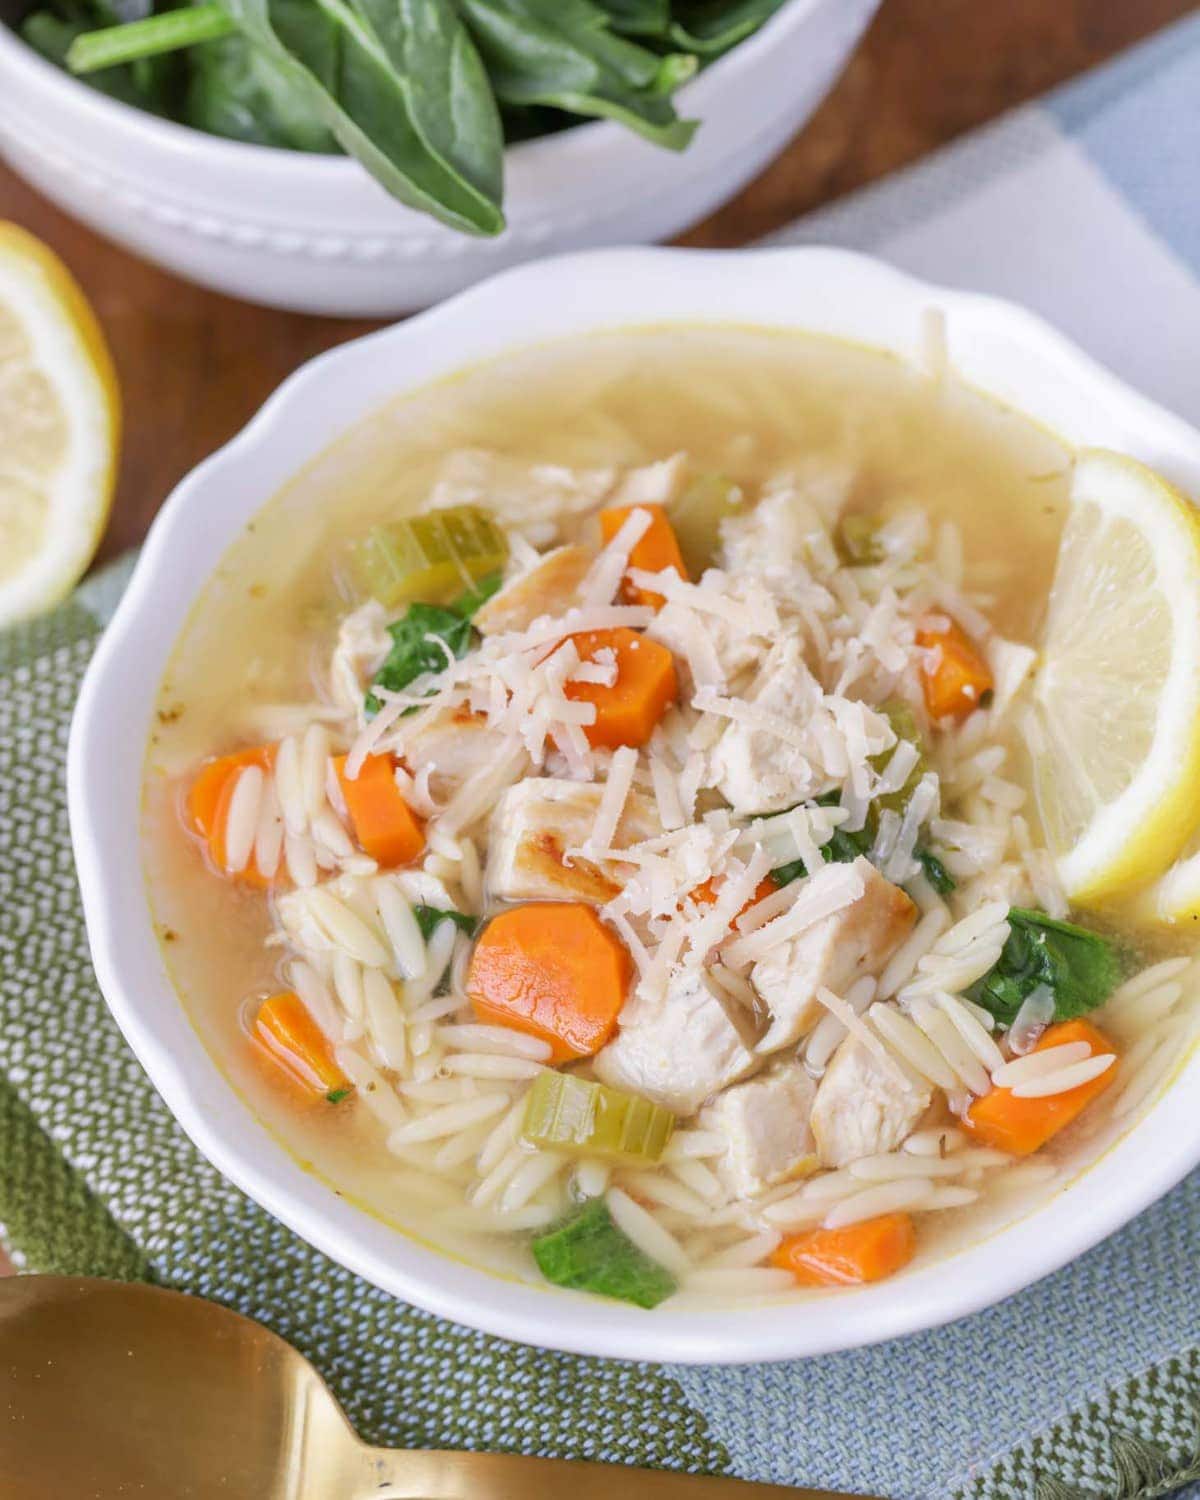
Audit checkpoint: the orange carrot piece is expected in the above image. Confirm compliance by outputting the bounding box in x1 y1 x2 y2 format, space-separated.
564 627 678 749
916 615 994 723
692 873 778 923
466 902 633 1063
600 503 689 609
186 744 275 887
771 1214 917 1288
965 1018 1118 1156
253 991 351 1101
334 752 425 868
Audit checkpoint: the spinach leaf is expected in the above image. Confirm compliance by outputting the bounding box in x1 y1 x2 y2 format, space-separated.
967 908 1121 1027
346 0 504 209
23 11 148 104
365 602 473 715
915 847 956 895
592 0 669 35
186 26 337 148
27 0 176 110
532 1198 677 1308
221 0 506 234
457 0 698 150
45 0 791 230
669 0 789 56
452 569 503 620
771 793 871 887
412 904 478 941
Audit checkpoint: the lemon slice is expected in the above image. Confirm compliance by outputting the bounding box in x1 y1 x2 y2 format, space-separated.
1025 449 1200 905
0 222 120 626
1133 828 1200 924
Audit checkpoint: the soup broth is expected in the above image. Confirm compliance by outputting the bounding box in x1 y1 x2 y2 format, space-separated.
143 327 1199 1304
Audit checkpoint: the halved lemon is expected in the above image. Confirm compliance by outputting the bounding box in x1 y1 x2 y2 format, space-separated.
1025 449 1200 905
0 222 120 626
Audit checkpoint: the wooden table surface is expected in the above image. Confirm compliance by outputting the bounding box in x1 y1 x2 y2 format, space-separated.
1 0 1194 568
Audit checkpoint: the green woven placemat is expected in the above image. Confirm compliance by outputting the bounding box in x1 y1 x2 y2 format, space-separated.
1 559 1198 1499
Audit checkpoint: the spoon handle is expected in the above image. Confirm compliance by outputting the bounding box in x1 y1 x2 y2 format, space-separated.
350 1444 882 1500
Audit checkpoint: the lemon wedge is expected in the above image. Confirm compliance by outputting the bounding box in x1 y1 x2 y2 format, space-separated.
0 222 120 626
1025 449 1200 905
1133 829 1200 925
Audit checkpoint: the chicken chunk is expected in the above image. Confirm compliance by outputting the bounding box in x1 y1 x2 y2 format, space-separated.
707 633 828 814
646 570 769 693
329 601 390 722
474 545 594 636
699 1064 818 1199
403 706 515 801
719 466 853 584
486 777 660 904
593 967 760 1116
751 859 916 1055
811 1035 930 1168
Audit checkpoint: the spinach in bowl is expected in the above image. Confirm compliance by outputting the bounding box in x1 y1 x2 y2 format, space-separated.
17 0 790 234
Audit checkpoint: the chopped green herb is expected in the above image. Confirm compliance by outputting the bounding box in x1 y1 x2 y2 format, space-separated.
914 847 956 895
365 603 474 716
452 570 503 619
967 907 1121 1026
412 904 478 941
532 1198 677 1308
324 1086 351 1104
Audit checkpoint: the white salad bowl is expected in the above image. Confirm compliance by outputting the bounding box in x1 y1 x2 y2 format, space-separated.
70 247 1200 1364
0 0 879 316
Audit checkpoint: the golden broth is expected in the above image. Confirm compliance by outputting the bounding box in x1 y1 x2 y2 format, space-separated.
144 325 1182 1292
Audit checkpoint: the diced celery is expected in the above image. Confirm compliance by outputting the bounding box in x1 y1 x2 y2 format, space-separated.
666 473 744 575
872 698 926 816
522 1071 675 1164
837 512 885 566
349 505 508 607
532 1198 676 1308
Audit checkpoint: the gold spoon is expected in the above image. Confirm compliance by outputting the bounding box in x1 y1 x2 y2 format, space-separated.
1 1276 882 1499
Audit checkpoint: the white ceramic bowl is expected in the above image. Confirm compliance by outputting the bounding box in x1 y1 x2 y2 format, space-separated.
70 247 1200 1363
0 0 879 316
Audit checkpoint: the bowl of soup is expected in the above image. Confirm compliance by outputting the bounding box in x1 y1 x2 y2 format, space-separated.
69 247 1200 1362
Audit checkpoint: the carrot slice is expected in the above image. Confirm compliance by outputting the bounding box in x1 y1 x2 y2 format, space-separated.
691 873 778 924
564 628 678 749
186 744 276 887
771 1214 917 1287
600 503 689 610
916 615 994 723
253 991 351 1102
466 902 633 1063
334 752 425 868
965 1018 1118 1156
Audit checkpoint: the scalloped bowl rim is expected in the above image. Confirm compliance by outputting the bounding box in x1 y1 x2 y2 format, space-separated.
68 246 1200 1364
0 0 828 180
